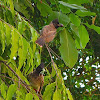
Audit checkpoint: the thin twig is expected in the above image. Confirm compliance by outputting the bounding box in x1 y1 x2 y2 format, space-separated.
45 44 59 77
0 60 30 92
47 45 62 60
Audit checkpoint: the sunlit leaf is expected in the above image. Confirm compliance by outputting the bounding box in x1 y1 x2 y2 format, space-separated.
53 89 61 100
18 22 25 35
43 82 56 100
0 21 6 53
6 84 17 100
69 13 81 26
18 38 28 70
10 29 19 59
0 83 8 99
25 93 33 100
78 25 89 48
59 28 78 68
66 89 73 100
8 0 15 16
4 23 11 46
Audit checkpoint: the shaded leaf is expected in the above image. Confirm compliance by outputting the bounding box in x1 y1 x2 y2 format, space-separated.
76 10 96 17
85 23 100 34
68 0 90 5
36 0 52 17
59 4 71 14
49 11 70 26
59 1 86 10
59 28 78 68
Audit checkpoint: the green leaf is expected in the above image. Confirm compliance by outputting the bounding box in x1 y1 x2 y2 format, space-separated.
16 68 29 84
85 23 100 34
59 4 71 14
8 0 15 16
0 21 6 53
25 93 33 100
18 38 28 70
53 89 61 100
36 0 52 17
66 89 73 100
78 25 89 48
35 50 41 67
4 23 11 46
30 27 38 42
75 10 96 17
18 22 25 35
69 13 81 26
59 1 86 10
68 0 90 5
6 84 17 100
49 11 70 26
0 83 8 99
43 82 56 100
59 28 78 68
10 29 19 59
51 65 56 77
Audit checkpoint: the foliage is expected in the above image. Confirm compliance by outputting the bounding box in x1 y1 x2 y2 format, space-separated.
0 0 100 100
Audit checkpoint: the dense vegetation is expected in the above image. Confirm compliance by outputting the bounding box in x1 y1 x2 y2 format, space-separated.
0 0 100 100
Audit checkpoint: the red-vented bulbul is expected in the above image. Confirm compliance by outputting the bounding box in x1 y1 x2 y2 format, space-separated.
36 19 63 47
28 63 44 94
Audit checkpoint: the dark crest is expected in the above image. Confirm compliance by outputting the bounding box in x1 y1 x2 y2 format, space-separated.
52 19 63 28
36 62 44 73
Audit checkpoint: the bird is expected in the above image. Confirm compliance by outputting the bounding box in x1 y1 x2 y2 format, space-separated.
36 19 63 47
27 63 44 94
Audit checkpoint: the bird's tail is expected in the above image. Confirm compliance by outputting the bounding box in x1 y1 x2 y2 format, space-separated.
35 37 45 47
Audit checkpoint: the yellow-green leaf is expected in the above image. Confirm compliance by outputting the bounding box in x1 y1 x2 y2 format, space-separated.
69 13 81 26
6 84 17 100
66 89 73 100
53 89 61 100
18 38 28 70
78 25 89 48
10 29 19 59
25 93 33 100
43 82 56 100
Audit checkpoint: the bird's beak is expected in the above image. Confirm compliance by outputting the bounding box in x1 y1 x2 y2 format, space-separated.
58 24 63 27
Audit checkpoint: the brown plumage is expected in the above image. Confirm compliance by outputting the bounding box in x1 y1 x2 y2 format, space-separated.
36 19 63 47
28 63 44 94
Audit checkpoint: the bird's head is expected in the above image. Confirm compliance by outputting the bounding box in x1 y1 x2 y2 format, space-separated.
52 19 63 29
36 62 45 74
